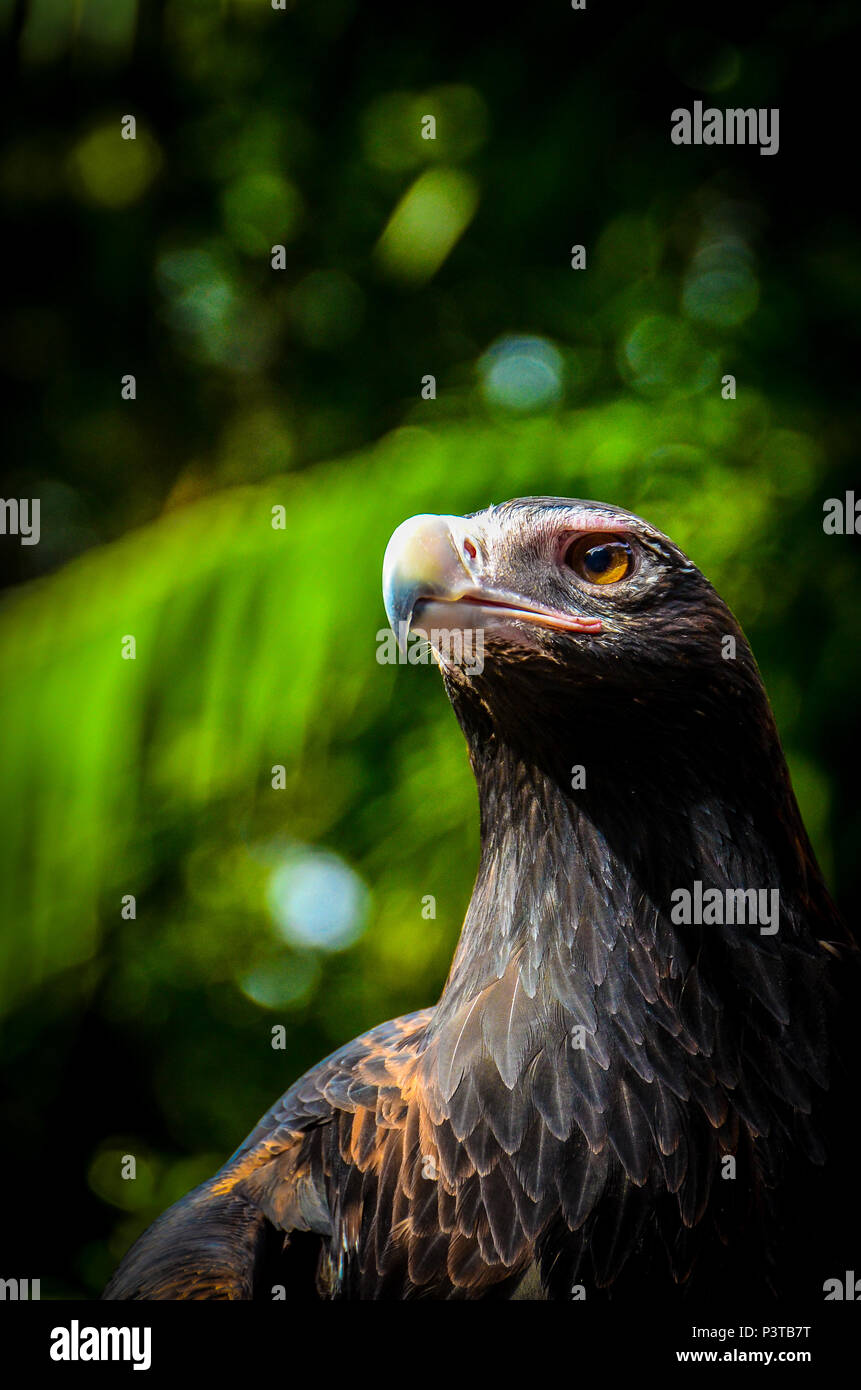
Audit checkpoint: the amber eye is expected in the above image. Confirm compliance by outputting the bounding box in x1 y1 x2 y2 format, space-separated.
565 536 633 585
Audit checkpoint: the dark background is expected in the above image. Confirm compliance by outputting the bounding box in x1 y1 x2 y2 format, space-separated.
0 0 859 1297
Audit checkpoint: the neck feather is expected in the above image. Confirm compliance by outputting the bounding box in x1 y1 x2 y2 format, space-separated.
433 683 835 1028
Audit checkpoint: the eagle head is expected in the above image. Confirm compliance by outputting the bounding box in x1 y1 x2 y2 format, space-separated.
383 497 765 768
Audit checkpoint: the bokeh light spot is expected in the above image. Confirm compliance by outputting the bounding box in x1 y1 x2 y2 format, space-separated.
479 335 564 412
622 314 717 397
683 264 759 328
239 953 321 1009
266 846 369 951
362 85 489 173
221 171 303 254
375 168 479 284
67 122 163 209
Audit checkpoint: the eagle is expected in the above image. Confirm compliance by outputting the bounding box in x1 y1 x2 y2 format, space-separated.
104 497 857 1301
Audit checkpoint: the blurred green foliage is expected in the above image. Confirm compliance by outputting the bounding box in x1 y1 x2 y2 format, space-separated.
1 0 859 1296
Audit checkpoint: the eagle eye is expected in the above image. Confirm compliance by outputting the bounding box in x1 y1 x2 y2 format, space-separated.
565 535 633 586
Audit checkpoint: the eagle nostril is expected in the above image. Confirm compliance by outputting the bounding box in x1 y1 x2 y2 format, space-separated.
463 538 478 562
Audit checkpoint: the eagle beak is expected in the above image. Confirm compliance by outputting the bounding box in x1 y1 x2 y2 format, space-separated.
383 513 603 650
383 514 477 649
